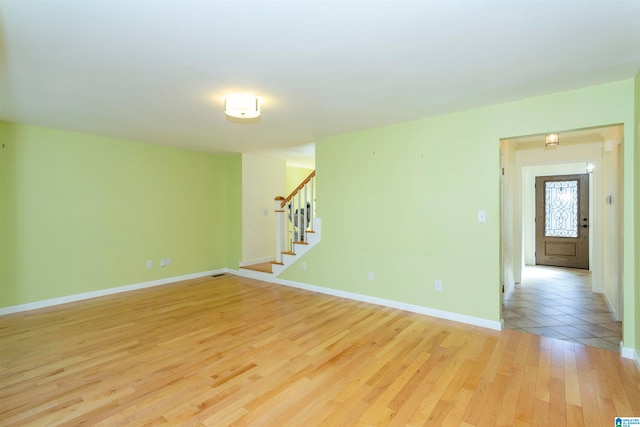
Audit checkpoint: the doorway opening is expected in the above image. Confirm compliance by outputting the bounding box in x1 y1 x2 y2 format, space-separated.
500 125 623 352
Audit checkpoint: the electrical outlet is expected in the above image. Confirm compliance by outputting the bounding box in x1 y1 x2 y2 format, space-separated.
146 260 153 269
301 262 306 271
368 272 375 280
434 280 442 291
478 210 486 222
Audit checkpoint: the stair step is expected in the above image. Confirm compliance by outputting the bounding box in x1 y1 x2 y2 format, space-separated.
282 251 296 256
306 230 315 233
270 261 284 265
293 241 308 245
239 262 274 274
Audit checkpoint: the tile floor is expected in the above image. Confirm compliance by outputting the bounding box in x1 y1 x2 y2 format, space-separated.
503 265 622 352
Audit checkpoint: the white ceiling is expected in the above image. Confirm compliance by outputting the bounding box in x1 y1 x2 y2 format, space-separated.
1 1 639 168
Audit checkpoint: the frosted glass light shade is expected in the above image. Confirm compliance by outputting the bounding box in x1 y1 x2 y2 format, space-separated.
225 94 260 118
545 133 559 146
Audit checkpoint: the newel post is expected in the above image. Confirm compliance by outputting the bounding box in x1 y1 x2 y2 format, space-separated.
274 196 285 263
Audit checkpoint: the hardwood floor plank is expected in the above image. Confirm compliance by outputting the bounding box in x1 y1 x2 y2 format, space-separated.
495 365 524 426
531 397 550 426
477 373 509 427
1 274 639 426
563 343 582 407
514 364 538 424
577 371 602 427
421 358 475 425
534 338 553 403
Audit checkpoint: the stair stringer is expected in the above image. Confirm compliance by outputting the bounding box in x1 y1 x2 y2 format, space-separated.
272 218 321 277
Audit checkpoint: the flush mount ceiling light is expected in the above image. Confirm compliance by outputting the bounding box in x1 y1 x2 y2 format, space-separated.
545 133 560 147
225 93 260 119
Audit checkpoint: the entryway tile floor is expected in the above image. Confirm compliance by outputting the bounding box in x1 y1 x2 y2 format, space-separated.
503 265 622 352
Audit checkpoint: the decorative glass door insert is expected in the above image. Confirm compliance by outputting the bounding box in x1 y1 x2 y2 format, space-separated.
544 180 578 238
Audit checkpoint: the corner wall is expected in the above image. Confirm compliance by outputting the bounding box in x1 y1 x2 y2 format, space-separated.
241 154 286 265
280 80 636 347
0 121 241 308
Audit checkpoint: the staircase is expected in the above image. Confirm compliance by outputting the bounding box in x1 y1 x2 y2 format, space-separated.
238 170 320 278
271 216 320 276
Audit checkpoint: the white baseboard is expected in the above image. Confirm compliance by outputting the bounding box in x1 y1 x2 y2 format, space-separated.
603 292 619 321
621 345 640 369
503 281 514 294
0 269 227 316
272 277 502 331
230 268 501 330
0 268 523 333
238 257 274 267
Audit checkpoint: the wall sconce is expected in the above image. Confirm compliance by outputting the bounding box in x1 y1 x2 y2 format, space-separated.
225 94 260 118
586 162 594 174
545 133 559 147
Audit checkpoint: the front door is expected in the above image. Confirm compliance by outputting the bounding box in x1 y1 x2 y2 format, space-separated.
535 174 589 269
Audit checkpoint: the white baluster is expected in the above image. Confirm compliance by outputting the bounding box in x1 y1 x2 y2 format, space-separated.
302 183 308 242
309 176 314 232
287 199 292 251
296 191 302 242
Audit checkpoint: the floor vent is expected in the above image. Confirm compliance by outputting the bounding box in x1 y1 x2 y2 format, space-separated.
211 273 225 278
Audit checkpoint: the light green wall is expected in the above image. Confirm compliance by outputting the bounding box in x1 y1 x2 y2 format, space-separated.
0 121 241 308
286 166 314 196
281 80 636 349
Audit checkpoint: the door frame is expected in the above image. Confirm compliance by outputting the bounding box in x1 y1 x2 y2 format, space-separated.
535 173 590 269
522 164 597 288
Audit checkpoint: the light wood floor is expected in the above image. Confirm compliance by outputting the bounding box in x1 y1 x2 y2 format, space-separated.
1 274 639 426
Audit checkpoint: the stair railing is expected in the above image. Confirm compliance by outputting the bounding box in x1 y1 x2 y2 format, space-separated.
274 170 315 263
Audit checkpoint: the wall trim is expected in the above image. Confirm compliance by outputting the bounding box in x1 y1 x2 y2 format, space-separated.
274 277 502 330
603 292 619 321
0 269 227 316
620 344 640 368
229 270 502 330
